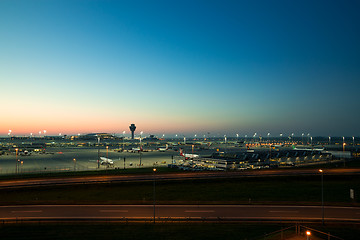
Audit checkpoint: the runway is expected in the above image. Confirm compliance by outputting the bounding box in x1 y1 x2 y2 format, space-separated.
0 205 359 222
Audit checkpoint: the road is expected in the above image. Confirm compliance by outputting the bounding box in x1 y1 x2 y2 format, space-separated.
0 168 359 189
0 205 359 222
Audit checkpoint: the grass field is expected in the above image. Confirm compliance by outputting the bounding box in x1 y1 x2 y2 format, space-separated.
0 174 358 205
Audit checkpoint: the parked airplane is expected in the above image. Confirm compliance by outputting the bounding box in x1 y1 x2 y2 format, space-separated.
130 147 142 153
293 146 324 151
158 144 169 152
179 149 199 159
100 157 114 165
90 157 114 166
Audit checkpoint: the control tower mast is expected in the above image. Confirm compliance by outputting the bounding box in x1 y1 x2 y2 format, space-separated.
129 124 136 139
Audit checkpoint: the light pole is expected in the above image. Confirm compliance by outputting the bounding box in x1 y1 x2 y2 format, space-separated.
306 231 311 240
267 133 270 144
343 136 346 167
73 158 76 171
153 168 157 223
97 136 100 169
139 131 143 167
319 169 324 225
122 131 125 152
15 148 18 174
353 136 355 146
302 133 304 144
328 136 331 145
307 133 310 145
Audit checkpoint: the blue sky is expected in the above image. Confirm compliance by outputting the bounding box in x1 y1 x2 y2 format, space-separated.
1 0 359 137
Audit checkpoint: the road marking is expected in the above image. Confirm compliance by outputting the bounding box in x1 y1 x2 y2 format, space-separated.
269 211 299 213
11 210 43 213
185 210 215 213
99 210 129 213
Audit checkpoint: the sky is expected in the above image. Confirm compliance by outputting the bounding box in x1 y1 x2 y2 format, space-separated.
1 0 360 137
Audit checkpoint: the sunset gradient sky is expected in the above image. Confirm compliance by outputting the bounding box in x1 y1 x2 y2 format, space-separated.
1 0 360 137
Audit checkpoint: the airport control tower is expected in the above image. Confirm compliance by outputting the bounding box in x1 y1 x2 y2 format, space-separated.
129 123 136 139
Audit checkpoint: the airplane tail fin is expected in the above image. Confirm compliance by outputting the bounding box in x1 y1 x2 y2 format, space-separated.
179 148 184 156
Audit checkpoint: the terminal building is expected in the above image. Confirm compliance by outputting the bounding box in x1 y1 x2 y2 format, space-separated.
173 149 333 171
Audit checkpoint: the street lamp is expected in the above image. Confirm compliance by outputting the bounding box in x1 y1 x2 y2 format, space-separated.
122 131 125 152
319 169 324 225
97 136 100 169
73 158 76 171
153 168 157 223
302 133 304 144
306 231 311 240
15 148 18 174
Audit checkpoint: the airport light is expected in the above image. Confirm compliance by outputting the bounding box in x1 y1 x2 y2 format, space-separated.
307 133 310 144
73 158 76 171
122 131 125 152
301 133 304 143
153 168 157 223
319 169 324 225
236 133 239 141
139 131 143 166
183 136 186 145
30 133 33 138
44 130 46 136
343 137 346 167
15 148 18 174
310 136 313 146
106 146 109 158
97 136 100 169
224 135 227 144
